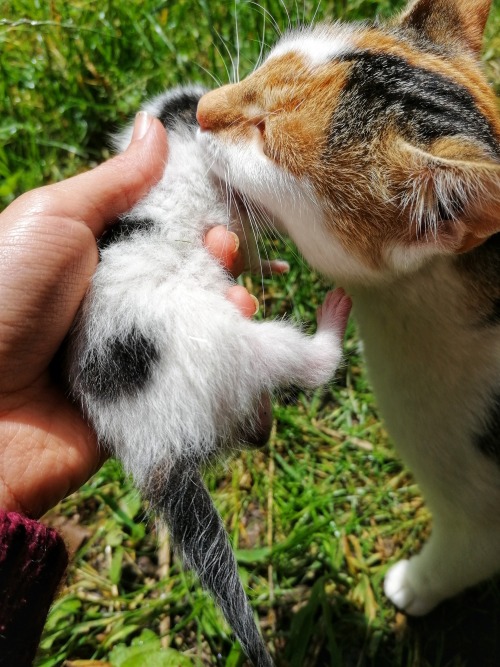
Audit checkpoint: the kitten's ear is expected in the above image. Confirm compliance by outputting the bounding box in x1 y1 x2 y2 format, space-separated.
394 138 500 253
396 0 491 54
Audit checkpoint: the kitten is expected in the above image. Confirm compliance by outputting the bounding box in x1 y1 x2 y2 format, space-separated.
66 86 351 666
197 0 500 616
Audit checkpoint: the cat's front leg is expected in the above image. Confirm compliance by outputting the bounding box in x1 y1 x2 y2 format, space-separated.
384 517 500 615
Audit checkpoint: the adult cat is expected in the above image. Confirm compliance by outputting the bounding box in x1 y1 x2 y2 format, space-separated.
197 0 500 616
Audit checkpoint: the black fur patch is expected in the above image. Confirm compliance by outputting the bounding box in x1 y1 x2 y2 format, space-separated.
80 328 159 401
489 298 500 326
456 234 500 326
157 89 204 132
98 215 156 250
475 393 500 467
330 52 500 156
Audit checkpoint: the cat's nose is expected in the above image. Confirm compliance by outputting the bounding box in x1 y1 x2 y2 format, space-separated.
197 85 235 131
197 89 222 130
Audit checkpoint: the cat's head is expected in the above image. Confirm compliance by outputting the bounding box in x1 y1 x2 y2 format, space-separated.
197 0 500 283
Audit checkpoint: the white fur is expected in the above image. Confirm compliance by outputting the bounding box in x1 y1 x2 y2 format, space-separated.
384 242 442 274
197 131 378 283
68 94 346 490
351 262 500 613
268 25 355 67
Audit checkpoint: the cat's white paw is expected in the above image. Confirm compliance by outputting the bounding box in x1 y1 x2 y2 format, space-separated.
384 560 439 616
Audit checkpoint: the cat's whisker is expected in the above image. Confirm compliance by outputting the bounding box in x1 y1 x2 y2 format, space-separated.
201 152 220 182
291 99 306 114
241 199 273 309
310 0 323 25
210 27 236 85
233 0 241 83
254 2 269 72
247 1 282 39
220 176 270 313
193 62 223 88
277 0 292 32
240 191 307 271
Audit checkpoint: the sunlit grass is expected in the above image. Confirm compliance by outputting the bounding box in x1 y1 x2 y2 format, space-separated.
2 1 500 665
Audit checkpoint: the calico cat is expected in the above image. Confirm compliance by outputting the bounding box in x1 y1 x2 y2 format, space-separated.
197 0 500 616
66 86 351 666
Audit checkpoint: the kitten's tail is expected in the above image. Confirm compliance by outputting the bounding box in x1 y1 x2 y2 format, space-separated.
150 459 273 667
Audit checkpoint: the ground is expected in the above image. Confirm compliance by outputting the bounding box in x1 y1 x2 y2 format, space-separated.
2 1 500 665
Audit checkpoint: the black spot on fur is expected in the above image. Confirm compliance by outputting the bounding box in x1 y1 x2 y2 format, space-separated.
475 393 500 467
157 89 204 132
80 329 159 401
98 215 156 250
330 52 500 156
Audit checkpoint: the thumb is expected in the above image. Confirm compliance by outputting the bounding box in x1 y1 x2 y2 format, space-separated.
50 112 168 237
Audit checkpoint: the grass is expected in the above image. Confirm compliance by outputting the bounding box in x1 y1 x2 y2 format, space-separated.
2 1 500 665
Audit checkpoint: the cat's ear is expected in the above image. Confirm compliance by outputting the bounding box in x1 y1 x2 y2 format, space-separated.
396 0 491 54
394 138 500 253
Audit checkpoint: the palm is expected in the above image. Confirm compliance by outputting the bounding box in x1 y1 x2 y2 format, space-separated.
0 119 257 518
0 374 101 517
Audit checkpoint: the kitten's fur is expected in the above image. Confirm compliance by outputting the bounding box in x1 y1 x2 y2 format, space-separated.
198 0 500 616
67 87 349 666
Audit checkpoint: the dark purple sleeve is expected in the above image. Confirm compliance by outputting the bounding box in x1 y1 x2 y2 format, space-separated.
0 511 68 667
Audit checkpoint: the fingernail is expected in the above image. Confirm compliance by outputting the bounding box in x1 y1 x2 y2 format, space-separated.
273 260 290 273
250 294 260 315
229 231 240 254
131 111 153 143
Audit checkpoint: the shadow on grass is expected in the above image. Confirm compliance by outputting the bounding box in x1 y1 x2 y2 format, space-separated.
406 578 500 667
270 575 500 667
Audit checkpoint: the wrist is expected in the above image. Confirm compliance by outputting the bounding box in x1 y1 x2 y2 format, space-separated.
0 482 24 516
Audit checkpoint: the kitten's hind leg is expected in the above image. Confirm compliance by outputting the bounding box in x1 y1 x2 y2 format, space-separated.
148 460 273 667
250 288 352 390
384 516 500 615
316 288 352 341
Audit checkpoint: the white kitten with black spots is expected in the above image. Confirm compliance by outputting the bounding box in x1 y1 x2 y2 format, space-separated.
66 86 351 667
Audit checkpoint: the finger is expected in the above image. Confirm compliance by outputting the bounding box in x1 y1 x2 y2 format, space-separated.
259 259 290 276
49 113 168 237
205 226 245 278
227 285 259 318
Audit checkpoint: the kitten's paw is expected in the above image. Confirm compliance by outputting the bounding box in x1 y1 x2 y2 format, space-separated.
316 288 352 338
384 560 439 616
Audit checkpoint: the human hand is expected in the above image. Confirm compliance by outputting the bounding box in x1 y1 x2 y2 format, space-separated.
0 112 260 518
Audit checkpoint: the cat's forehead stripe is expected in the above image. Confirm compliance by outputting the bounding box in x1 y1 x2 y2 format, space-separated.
353 28 500 133
329 51 500 155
